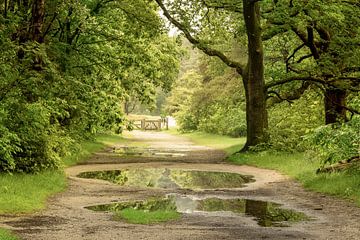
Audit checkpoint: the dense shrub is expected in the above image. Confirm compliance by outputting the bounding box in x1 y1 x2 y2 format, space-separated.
263 90 324 152
167 63 247 137
198 104 246 137
305 116 360 166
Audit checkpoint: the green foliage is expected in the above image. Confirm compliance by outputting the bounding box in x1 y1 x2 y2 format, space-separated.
255 90 324 152
198 103 246 137
0 1 180 172
0 133 122 214
165 45 247 137
63 134 125 167
304 116 360 166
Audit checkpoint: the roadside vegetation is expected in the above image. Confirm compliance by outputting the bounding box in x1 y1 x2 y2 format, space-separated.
0 134 124 213
171 130 360 207
0 0 359 237
0 134 124 239
162 0 359 208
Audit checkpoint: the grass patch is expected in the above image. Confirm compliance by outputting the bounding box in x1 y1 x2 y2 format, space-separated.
167 129 245 155
114 208 181 224
64 134 126 166
229 152 360 207
0 171 67 214
0 229 19 240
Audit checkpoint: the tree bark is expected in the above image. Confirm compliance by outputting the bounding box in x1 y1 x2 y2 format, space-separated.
324 88 347 124
3 0 8 18
30 0 45 43
241 0 268 150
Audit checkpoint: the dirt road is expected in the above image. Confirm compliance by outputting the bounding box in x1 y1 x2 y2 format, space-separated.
1 131 360 240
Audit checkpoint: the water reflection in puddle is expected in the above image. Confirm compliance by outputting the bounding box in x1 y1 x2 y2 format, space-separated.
77 169 255 190
86 194 310 227
113 146 187 158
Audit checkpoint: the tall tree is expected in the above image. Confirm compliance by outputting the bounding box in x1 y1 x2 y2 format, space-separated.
0 0 180 172
263 0 360 124
155 0 268 150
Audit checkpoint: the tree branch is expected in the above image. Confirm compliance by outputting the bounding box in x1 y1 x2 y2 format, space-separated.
265 76 327 89
286 43 305 64
201 0 243 13
267 81 311 106
155 0 245 75
267 90 294 104
296 54 313 63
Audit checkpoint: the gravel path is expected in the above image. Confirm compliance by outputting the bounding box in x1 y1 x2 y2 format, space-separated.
1 130 360 240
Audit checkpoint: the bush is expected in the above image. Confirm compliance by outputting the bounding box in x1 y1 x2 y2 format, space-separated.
0 101 74 173
304 116 360 166
252 90 324 152
198 104 246 137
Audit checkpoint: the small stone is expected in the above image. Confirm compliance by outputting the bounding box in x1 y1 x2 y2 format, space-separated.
313 206 323 210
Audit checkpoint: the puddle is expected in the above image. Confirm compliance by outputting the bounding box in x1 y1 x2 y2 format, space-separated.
196 197 310 227
86 195 311 227
77 168 254 190
113 146 186 158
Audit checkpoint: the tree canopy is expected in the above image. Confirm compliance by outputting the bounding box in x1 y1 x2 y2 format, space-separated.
0 0 181 172
0 0 359 172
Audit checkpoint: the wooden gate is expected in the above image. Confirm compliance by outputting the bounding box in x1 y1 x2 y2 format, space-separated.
131 118 168 131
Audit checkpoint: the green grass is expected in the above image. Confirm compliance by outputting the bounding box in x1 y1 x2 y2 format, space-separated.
114 208 181 224
63 134 126 166
0 171 67 214
229 152 360 206
167 129 246 155
169 130 360 207
0 229 19 240
0 134 126 215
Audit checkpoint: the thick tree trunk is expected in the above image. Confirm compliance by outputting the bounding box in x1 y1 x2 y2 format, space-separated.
324 88 347 124
30 0 45 43
241 0 268 151
3 0 8 18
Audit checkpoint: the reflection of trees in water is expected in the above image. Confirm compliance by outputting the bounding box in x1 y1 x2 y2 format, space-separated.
87 197 177 213
87 196 309 227
245 200 309 227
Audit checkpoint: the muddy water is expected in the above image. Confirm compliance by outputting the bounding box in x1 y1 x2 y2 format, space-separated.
77 169 254 190
113 146 187 158
86 194 310 227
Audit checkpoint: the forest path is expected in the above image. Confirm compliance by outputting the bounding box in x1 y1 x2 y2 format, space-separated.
1 131 360 240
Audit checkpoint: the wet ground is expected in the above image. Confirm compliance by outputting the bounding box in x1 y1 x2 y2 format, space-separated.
1 130 360 239
77 168 255 189
86 194 311 227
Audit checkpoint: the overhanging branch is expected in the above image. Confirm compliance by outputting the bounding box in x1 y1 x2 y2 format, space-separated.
155 0 245 75
201 0 242 13
265 76 328 89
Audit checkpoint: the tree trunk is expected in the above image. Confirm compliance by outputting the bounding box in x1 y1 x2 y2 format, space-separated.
241 0 268 151
3 0 8 18
30 0 45 43
324 88 347 124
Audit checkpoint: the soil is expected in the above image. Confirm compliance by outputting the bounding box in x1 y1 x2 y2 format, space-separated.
1 130 360 240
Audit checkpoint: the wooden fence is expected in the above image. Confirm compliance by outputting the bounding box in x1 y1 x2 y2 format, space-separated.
132 118 169 131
